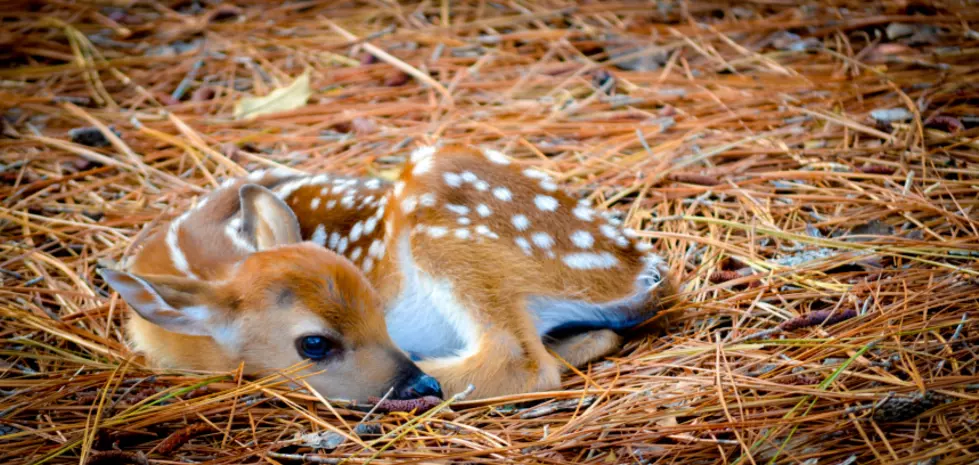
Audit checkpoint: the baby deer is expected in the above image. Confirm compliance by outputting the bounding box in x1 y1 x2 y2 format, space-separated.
101 144 674 400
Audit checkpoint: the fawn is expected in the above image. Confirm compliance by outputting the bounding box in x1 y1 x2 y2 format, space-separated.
100 144 674 401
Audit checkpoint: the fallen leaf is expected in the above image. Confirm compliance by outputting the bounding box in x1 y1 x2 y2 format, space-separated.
234 70 312 120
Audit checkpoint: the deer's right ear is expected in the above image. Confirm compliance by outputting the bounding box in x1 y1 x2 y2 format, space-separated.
238 184 302 250
98 269 223 337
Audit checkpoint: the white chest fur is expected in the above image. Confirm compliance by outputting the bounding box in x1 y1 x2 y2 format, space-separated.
384 233 481 360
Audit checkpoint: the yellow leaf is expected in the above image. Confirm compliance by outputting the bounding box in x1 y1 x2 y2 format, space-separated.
234 69 312 120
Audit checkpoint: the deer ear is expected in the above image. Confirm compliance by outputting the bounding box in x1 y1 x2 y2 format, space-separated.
238 184 302 250
99 269 222 337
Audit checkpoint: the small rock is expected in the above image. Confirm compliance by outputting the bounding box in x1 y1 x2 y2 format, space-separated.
870 108 913 123
69 126 121 147
886 23 916 40
384 71 410 87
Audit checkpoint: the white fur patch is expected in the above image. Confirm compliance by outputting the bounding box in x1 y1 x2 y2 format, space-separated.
461 171 478 183
454 228 471 239
337 237 349 254
475 225 499 239
419 192 437 207
523 168 549 180
350 246 362 261
311 224 327 246
562 252 619 269
573 205 594 221
368 239 385 258
482 148 510 165
475 204 492 217
364 216 379 234
385 233 480 359
599 224 618 239
329 232 341 249
492 186 512 201
225 217 254 253
401 196 418 214
515 237 533 255
570 230 594 249
350 221 364 242
458 217 471 225
443 172 462 187
473 180 489 191
412 154 435 175
165 215 198 279
511 214 530 231
341 195 356 209
394 181 406 197
531 232 554 249
310 197 321 210
364 178 382 189
362 257 374 273
446 204 470 215
411 145 437 163
534 195 559 212
427 226 448 238
540 180 558 192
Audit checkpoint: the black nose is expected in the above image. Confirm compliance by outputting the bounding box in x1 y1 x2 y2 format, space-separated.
394 373 443 400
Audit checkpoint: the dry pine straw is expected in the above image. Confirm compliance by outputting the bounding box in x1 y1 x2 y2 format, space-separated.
1 1 978 464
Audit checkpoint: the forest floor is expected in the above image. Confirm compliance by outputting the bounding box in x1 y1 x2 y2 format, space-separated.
1 1 978 464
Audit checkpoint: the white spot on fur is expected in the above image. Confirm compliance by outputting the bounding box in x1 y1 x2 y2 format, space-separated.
310 197 321 210
446 204 469 215
570 230 594 249
401 196 418 214
540 180 558 192
419 192 437 207
337 237 349 254
326 199 338 209
364 216 379 234
350 221 364 242
562 252 619 269
623 228 638 238
492 186 512 201
411 145 437 163
475 225 499 239
427 226 448 238
454 228 471 239
412 155 434 175
331 185 346 195
458 217 471 225
511 214 530 231
534 195 559 212
341 195 355 209
599 224 618 239
615 236 630 248
393 181 406 197
368 239 385 258
311 225 327 246
523 169 549 180
515 237 533 255
531 232 554 249
276 177 313 200
475 204 492 217
350 246 362 261
573 205 595 221
636 242 653 252
329 232 341 249
365 179 382 189
461 171 478 183
473 180 489 191
362 257 374 273
482 148 510 165
443 172 462 187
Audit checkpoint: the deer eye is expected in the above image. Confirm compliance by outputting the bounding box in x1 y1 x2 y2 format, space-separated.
296 335 339 361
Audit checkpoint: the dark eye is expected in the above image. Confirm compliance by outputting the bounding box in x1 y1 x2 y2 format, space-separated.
297 335 338 361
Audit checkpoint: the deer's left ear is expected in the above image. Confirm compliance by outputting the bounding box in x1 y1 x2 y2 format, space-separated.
238 184 302 250
99 269 223 337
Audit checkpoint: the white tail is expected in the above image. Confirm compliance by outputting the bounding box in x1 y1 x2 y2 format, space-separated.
103 144 674 399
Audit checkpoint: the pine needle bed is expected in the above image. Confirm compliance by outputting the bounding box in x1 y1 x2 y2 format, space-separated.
1 1 977 464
